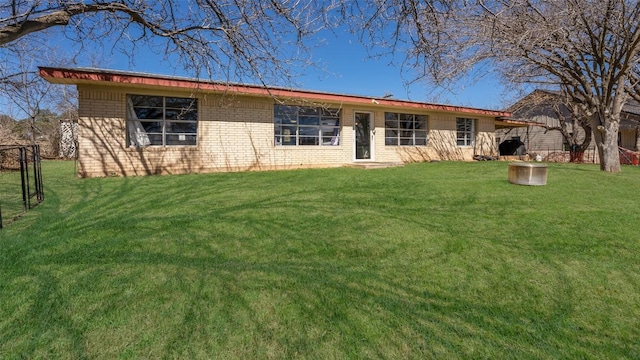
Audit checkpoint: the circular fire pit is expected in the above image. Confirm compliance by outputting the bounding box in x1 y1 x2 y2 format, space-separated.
508 162 547 186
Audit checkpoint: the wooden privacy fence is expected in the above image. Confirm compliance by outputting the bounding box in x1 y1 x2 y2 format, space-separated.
0 145 44 229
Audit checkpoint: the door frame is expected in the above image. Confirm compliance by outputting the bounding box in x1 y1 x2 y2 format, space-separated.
353 111 375 161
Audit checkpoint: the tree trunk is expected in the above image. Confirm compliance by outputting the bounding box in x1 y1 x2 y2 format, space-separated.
635 125 640 151
569 124 592 163
29 118 36 145
569 148 584 163
592 119 621 172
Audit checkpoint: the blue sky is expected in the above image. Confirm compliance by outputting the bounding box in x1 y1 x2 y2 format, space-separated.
0 22 512 118
79 28 510 111
295 31 509 110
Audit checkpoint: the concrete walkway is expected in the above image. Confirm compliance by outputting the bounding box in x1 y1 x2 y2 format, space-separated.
345 162 405 169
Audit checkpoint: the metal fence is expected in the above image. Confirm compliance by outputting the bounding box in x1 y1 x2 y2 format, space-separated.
0 145 44 229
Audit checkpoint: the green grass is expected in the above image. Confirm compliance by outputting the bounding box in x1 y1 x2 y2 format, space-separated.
0 168 25 225
0 150 42 226
1 160 640 359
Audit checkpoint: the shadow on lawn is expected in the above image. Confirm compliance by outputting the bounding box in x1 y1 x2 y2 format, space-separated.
2 245 607 358
0 171 636 358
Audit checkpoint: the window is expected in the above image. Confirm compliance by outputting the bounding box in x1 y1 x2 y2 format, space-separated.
385 112 428 146
274 105 340 146
456 118 476 146
127 95 198 147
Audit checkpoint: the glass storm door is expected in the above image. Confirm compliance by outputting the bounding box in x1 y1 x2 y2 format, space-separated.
354 112 373 160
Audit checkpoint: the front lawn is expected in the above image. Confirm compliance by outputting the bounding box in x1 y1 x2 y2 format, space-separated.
1 160 639 359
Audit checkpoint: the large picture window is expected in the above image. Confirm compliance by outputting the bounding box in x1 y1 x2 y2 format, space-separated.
456 118 476 146
127 95 198 147
274 105 340 146
385 112 428 146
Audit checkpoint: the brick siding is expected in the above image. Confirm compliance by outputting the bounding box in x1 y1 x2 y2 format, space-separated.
76 85 498 177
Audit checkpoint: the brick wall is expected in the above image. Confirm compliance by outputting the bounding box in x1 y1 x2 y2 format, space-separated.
76 85 497 177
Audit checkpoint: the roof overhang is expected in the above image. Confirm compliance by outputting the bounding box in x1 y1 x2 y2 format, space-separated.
39 67 511 118
495 117 545 129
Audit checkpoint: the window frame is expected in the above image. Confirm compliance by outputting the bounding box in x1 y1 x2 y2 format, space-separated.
126 94 198 148
456 117 476 147
384 112 428 146
274 105 341 147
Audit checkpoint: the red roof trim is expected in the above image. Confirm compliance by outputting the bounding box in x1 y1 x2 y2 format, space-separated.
39 67 510 117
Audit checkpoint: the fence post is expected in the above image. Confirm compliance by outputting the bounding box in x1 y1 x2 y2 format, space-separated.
25 147 32 209
19 147 28 213
38 145 44 202
1 145 44 229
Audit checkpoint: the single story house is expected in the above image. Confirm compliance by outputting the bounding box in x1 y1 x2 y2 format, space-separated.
40 67 512 177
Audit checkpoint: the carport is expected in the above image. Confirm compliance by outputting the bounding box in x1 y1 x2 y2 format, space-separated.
495 117 545 157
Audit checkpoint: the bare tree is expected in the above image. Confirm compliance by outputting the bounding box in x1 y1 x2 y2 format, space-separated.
0 37 80 157
0 1 343 158
548 99 593 163
509 89 593 162
345 1 462 85
541 91 593 163
0 39 55 145
0 113 18 144
476 1 640 172
54 84 78 123
0 1 339 86
354 0 640 172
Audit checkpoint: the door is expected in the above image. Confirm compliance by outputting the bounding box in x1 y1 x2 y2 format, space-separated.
354 112 373 160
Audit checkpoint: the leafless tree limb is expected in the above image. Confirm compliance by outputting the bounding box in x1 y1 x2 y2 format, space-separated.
356 0 640 172
0 1 339 86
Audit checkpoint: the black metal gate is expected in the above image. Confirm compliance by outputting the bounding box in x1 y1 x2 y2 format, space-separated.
0 145 44 228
